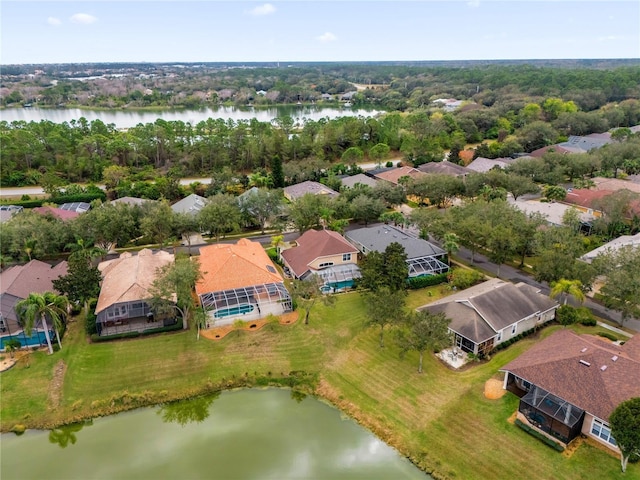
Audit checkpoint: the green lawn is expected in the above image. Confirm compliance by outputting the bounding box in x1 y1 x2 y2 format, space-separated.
1 287 636 480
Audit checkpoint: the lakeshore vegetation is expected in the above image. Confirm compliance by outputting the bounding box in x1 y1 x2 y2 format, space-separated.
1 288 636 480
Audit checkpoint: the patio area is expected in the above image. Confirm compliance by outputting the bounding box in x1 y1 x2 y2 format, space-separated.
436 347 470 369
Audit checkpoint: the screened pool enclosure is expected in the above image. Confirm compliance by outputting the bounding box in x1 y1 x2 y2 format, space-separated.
199 282 292 327
96 300 177 336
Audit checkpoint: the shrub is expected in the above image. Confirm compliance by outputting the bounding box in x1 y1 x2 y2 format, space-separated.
556 305 578 326
406 273 448 289
576 307 596 326
449 268 484 290
596 331 618 342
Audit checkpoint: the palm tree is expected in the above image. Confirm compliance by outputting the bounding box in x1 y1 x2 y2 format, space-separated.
442 233 460 266
16 292 69 355
550 279 585 306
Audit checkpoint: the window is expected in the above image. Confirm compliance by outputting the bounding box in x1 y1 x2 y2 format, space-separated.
511 324 517 335
521 380 532 391
497 331 503 342
318 262 334 269
342 253 351 262
591 418 617 446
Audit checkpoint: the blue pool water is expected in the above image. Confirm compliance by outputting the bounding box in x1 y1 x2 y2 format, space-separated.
0 332 51 350
321 280 355 293
214 304 255 319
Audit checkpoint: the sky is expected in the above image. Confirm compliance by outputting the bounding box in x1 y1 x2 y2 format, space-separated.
1 1 639 64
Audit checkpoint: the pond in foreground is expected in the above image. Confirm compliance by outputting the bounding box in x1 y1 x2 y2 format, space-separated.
1 388 430 480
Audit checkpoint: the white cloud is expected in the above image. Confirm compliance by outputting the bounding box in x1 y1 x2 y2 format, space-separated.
69 13 97 25
467 0 480 8
47 17 62 26
316 32 337 43
247 4 276 16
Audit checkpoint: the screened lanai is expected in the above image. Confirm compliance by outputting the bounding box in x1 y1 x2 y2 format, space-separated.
518 385 585 444
314 264 361 292
96 300 177 336
407 256 449 277
199 282 292 327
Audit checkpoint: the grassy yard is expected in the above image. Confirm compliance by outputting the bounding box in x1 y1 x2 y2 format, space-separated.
1 286 636 480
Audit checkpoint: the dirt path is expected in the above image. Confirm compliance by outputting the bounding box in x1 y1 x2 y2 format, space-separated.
483 378 506 399
48 360 67 410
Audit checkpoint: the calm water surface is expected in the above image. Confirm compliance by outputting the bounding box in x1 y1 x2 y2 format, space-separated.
0 389 430 480
0 105 381 129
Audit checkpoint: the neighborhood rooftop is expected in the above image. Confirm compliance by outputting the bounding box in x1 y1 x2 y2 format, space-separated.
346 225 445 259
0 260 68 301
501 329 640 421
95 249 175 314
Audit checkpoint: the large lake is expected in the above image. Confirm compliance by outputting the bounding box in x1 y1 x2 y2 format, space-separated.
0 388 430 480
0 105 381 129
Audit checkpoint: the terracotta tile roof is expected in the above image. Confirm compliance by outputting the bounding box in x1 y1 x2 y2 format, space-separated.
32 206 80 221
0 260 68 299
196 238 283 294
373 166 425 185
501 329 640 420
95 249 174 313
563 189 612 209
281 230 358 278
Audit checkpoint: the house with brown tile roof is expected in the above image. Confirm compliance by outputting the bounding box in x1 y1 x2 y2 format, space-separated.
562 189 612 217
95 249 176 336
418 278 558 357
0 260 67 349
281 229 360 292
32 206 80 221
372 166 425 185
283 181 339 201
196 239 292 327
501 329 640 450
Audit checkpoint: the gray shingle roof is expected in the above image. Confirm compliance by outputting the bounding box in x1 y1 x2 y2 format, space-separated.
171 194 207 215
340 173 379 189
345 225 445 259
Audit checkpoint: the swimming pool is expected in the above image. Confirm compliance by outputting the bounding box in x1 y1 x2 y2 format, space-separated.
0 332 51 350
214 304 255 319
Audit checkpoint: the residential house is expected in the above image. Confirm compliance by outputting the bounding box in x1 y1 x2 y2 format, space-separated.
591 177 640 195
501 329 640 450
579 232 640 263
0 260 68 349
529 144 584 158
509 198 595 233
33 206 80 221
345 225 449 278
110 196 155 207
419 278 559 356
372 166 425 186
0 205 23 223
466 157 515 173
562 189 612 217
417 161 471 177
94 249 176 336
283 181 339 202
196 239 292 327
281 229 360 292
340 173 379 189
171 193 207 215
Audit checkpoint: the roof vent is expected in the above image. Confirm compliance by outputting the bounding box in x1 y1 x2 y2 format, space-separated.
579 360 591 367
612 355 618 362
580 347 588 353
600 365 608 371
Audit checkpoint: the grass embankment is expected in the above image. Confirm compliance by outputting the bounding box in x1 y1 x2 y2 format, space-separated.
1 287 635 480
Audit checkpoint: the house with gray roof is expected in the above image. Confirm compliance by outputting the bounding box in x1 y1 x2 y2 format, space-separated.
579 232 640 264
283 181 339 202
466 157 513 173
419 278 558 357
418 161 471 177
509 198 595 232
345 225 449 278
171 193 207 215
559 135 611 152
110 196 155 207
340 173 379 189
0 260 68 350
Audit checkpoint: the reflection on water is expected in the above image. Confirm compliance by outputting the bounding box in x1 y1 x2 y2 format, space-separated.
157 391 219 427
1 389 429 480
0 106 381 129
48 420 93 448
